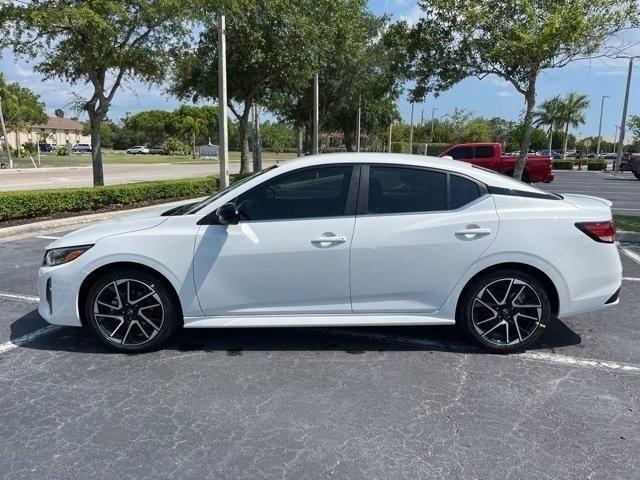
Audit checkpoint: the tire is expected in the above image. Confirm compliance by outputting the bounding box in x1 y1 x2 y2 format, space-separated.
459 269 551 353
84 268 180 352
634 171 640 181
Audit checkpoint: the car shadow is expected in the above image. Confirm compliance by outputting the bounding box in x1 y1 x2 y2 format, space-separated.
11 310 582 356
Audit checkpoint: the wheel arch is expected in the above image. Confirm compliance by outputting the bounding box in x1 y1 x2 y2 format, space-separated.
455 262 560 321
77 261 184 326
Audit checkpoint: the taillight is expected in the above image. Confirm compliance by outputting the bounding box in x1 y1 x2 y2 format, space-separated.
575 221 616 243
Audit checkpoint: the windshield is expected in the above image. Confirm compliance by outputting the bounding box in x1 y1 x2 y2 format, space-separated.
184 165 278 214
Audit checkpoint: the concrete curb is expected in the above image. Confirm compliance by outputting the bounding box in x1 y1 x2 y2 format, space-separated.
0 197 205 243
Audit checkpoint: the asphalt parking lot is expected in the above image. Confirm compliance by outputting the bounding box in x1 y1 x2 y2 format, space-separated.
538 170 640 216
0 227 639 479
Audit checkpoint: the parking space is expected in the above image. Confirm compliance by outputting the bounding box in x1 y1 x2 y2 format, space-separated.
538 170 640 216
0 230 639 479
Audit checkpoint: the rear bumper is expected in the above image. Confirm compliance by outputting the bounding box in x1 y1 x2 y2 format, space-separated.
541 172 554 183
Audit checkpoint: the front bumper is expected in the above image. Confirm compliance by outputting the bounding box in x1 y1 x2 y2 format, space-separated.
37 265 84 327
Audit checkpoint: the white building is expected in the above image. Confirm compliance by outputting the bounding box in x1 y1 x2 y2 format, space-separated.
2 116 91 150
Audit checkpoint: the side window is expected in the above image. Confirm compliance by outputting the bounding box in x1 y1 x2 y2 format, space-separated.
450 174 482 209
474 145 494 158
368 166 446 214
233 166 353 221
449 146 474 160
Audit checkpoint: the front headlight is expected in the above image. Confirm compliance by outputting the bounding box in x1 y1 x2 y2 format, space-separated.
43 245 93 267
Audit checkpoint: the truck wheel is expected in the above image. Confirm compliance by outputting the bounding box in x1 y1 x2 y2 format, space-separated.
634 171 640 181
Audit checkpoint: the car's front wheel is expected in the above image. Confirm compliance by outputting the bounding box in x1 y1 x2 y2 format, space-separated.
84 269 180 352
459 269 551 353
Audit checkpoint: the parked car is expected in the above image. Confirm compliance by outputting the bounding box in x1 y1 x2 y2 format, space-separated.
147 146 165 155
39 143 53 152
38 153 621 353
439 142 554 183
127 145 150 154
71 143 92 153
537 150 562 159
629 154 640 180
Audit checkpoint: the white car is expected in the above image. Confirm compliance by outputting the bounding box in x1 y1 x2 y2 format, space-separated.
71 143 92 153
126 145 150 154
38 154 622 353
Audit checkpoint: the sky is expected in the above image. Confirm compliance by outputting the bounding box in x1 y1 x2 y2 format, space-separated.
1 0 639 142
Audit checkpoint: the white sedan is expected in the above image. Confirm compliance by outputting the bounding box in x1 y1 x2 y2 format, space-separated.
126 145 149 154
38 154 622 353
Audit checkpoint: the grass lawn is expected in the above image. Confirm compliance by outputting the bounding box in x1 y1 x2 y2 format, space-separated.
5 149 297 168
614 215 640 232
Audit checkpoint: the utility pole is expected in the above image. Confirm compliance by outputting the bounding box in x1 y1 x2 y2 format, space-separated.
312 73 319 155
614 125 620 155
409 102 414 154
356 95 361 152
615 56 636 174
596 95 609 159
217 14 229 188
252 104 262 171
388 123 392 153
0 96 12 169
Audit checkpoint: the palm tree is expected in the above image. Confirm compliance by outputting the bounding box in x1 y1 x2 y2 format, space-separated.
533 96 563 155
558 93 590 159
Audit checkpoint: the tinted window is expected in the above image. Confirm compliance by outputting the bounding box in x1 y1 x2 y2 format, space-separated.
475 145 494 158
368 166 446 214
449 146 473 160
233 166 353 221
450 175 482 209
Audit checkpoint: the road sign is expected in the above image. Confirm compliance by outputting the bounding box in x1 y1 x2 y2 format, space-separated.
200 144 219 158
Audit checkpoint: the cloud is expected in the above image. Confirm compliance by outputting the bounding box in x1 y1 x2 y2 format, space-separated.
497 90 514 97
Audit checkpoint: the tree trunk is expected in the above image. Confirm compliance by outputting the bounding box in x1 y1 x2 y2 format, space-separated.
548 126 553 154
237 109 251 173
562 123 569 160
192 131 196 159
88 113 105 187
514 79 537 180
15 131 20 158
296 126 303 157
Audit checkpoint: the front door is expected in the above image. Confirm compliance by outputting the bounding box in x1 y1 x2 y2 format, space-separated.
193 165 358 316
350 165 499 313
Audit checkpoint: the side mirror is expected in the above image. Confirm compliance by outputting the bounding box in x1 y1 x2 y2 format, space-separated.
216 202 240 225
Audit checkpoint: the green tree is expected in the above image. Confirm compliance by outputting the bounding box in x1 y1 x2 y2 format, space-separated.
402 0 637 179
627 115 640 143
1 1 189 185
0 73 48 159
534 96 564 153
461 118 494 143
122 110 173 147
172 0 336 172
54 109 64 118
558 93 590 159
260 122 296 153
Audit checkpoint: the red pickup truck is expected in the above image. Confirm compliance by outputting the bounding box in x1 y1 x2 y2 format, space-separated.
439 143 554 183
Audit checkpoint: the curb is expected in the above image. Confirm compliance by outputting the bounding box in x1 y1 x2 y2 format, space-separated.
0 197 205 243
617 231 640 245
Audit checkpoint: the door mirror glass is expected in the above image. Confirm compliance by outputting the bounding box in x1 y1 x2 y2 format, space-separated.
216 202 240 225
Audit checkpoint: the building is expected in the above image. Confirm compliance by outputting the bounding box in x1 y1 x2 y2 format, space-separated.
2 116 91 150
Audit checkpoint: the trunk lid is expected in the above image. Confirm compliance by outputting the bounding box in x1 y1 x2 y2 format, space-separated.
562 193 613 214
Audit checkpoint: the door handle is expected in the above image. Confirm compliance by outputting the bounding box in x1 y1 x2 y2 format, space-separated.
455 227 492 239
311 234 347 246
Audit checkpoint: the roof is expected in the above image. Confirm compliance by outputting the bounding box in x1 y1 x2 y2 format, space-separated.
31 117 85 130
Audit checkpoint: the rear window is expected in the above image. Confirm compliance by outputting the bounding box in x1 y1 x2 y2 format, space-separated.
449 146 473 160
475 145 494 158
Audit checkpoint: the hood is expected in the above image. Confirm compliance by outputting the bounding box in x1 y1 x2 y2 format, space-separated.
47 208 171 249
562 194 613 214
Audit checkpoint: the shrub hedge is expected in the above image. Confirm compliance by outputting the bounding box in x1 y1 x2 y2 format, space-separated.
552 160 574 170
587 160 607 171
0 176 227 222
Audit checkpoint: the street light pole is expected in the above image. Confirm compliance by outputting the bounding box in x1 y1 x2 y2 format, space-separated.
217 14 229 188
312 73 319 155
596 95 609 159
409 102 414 154
356 95 361 153
0 96 12 169
426 108 438 155
388 122 392 153
615 56 636 173
614 125 619 155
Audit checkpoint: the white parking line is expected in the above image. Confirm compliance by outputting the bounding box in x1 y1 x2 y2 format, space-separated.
325 330 640 374
0 292 40 302
36 235 60 240
621 248 640 265
623 277 640 282
0 325 62 355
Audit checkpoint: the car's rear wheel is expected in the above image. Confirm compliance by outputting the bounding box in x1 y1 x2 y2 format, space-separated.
459 269 551 353
634 171 640 180
84 269 179 352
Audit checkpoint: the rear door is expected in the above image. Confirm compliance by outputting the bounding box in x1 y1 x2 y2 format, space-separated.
350 164 499 313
